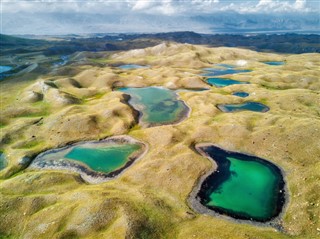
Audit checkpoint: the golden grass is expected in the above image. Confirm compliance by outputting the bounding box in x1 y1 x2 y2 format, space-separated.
0 43 319 238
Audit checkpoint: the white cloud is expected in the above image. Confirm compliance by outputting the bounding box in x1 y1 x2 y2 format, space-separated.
2 0 318 15
131 0 176 15
1 0 319 35
294 0 306 10
221 0 315 13
132 0 154 11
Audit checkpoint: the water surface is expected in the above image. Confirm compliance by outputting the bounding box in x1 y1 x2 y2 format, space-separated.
118 87 189 127
263 61 285 66
201 68 251 76
30 137 145 182
207 78 249 87
65 144 140 173
195 145 285 222
0 66 13 73
0 152 7 170
0 66 13 80
118 64 149 70
232 92 249 98
217 102 269 113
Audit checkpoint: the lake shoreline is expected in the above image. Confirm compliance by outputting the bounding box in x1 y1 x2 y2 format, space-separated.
188 142 289 231
29 135 148 184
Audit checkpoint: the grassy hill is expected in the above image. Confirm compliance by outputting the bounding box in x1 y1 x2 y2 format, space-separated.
0 42 319 239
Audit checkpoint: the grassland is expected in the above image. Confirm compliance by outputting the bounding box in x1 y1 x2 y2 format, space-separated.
0 42 319 239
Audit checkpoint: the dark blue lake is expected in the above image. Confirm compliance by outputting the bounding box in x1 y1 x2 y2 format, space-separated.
263 62 285 66
217 102 270 113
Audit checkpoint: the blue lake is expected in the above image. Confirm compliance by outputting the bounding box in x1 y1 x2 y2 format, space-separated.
0 152 7 170
232 92 249 98
0 66 13 73
202 68 251 77
263 61 285 66
0 66 13 80
217 102 270 113
202 63 251 77
118 64 149 70
207 78 249 87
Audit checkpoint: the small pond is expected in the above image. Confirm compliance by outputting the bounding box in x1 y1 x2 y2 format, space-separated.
30 136 146 183
0 66 13 80
201 64 251 77
207 78 249 87
0 66 13 73
217 102 269 113
192 144 285 222
0 152 7 171
263 61 285 66
232 92 249 98
53 55 69 67
118 64 149 70
118 87 189 127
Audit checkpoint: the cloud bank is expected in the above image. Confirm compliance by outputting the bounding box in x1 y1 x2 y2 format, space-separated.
1 0 319 34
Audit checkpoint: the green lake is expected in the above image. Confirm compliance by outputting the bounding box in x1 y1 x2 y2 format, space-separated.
30 138 144 180
196 145 285 222
65 144 141 173
118 87 189 127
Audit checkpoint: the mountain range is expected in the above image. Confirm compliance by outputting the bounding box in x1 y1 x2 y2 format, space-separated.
2 12 319 35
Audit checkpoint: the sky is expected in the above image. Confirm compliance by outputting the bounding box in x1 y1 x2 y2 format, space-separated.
1 0 319 35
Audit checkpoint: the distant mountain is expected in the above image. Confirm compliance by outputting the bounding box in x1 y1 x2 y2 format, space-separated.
0 34 47 47
0 34 51 54
192 12 320 34
101 32 320 53
2 12 319 35
1 32 320 56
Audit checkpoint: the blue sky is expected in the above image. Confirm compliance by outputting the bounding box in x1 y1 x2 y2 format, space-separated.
1 0 319 34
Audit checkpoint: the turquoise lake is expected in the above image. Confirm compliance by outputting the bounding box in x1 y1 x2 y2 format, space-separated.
207 78 249 87
217 102 270 113
232 92 249 98
0 66 12 73
118 87 189 127
65 144 141 173
196 145 285 222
